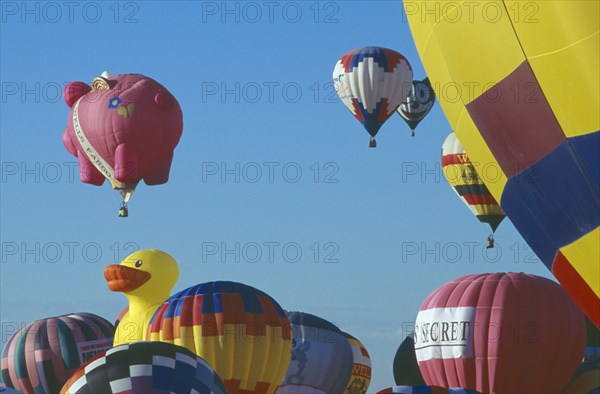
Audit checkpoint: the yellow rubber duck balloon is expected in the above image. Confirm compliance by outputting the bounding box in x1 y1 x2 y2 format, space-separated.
103 249 179 345
404 1 600 327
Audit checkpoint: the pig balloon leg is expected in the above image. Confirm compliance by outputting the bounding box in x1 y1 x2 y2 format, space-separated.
115 143 141 183
77 154 104 186
144 152 174 185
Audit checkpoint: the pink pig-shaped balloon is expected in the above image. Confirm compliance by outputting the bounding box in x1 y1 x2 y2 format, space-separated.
62 72 183 216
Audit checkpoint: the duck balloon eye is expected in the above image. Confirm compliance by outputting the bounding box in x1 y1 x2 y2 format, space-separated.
135 260 143 267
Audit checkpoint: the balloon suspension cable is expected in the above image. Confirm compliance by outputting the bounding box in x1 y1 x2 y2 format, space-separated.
120 188 134 203
368 137 377 148
486 233 495 249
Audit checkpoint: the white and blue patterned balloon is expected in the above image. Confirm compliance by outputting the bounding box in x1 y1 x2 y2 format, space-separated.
333 47 413 147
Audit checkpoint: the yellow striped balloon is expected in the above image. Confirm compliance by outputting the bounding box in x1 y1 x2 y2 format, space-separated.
441 132 505 234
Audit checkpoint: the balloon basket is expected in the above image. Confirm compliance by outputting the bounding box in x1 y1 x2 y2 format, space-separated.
118 203 129 218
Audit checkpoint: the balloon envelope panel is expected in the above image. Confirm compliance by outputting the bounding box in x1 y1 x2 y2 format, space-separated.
405 0 600 327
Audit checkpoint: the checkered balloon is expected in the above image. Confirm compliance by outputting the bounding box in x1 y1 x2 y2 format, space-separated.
60 341 228 394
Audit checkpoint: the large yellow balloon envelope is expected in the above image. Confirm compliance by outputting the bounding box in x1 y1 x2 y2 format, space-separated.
147 281 291 394
404 0 600 327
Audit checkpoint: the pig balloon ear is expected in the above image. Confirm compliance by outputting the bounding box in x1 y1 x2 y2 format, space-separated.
155 91 173 112
63 82 91 107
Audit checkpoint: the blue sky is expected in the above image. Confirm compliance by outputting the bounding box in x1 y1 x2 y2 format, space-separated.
0 1 556 390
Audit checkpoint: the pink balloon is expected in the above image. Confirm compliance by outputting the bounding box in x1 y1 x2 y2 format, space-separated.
415 273 585 394
62 73 183 188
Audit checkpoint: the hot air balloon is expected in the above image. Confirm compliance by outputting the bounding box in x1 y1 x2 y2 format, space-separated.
393 333 425 386
561 361 600 394
441 132 505 247
376 386 480 394
404 1 599 327
148 281 291 394
276 311 353 394
60 341 228 394
333 46 413 147
1 313 114 394
62 71 183 217
397 78 435 136
342 332 371 394
415 273 586 393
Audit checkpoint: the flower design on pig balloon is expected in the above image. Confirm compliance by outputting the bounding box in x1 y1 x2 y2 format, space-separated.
108 96 122 109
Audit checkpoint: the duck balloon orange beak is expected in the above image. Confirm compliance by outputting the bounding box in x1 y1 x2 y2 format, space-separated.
104 264 151 293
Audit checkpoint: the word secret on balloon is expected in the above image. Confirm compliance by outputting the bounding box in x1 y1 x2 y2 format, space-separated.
415 320 472 344
414 307 476 362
